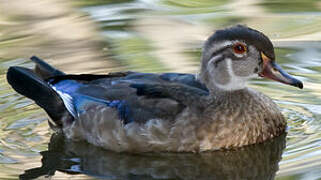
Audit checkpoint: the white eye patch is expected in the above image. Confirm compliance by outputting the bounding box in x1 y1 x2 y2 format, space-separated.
233 51 247 58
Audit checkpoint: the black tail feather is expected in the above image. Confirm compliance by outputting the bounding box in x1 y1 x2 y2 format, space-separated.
6 66 73 128
31 56 65 79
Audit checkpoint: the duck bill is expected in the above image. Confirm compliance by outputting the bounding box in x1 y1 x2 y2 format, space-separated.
259 52 303 89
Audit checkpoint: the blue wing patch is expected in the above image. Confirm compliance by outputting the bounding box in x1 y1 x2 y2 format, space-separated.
73 96 133 124
107 100 132 124
50 80 81 117
51 80 133 124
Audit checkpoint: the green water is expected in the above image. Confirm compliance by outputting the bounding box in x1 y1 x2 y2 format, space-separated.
0 0 321 179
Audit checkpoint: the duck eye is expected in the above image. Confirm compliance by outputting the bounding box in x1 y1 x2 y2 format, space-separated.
233 43 247 54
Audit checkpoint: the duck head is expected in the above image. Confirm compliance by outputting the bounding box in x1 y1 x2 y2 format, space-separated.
199 25 303 92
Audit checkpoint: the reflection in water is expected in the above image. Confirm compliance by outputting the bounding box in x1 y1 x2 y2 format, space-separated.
20 133 286 180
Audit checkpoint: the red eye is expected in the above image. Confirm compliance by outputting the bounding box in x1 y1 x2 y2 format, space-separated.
233 43 247 54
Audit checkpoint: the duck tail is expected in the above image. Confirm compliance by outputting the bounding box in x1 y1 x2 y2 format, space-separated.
6 56 73 129
31 56 65 78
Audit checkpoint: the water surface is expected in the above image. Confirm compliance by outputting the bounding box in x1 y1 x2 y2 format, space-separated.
0 0 321 179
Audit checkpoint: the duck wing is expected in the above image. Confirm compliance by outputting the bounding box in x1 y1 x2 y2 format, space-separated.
49 71 209 125
7 56 209 127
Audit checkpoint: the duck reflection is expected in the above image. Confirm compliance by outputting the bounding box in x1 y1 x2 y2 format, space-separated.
20 133 286 180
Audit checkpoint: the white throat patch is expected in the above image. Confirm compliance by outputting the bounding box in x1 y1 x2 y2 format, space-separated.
214 59 256 91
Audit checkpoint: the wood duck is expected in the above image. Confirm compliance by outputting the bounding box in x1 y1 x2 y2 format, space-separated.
7 25 303 152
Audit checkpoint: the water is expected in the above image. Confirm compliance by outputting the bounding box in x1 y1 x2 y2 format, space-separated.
0 0 321 179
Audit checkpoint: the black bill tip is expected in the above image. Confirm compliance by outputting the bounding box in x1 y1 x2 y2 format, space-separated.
295 80 303 89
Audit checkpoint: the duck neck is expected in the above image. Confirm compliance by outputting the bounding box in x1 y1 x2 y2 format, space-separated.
209 85 248 101
197 72 247 98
